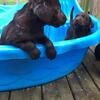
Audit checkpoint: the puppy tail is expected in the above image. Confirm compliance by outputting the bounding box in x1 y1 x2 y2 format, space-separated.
70 6 74 26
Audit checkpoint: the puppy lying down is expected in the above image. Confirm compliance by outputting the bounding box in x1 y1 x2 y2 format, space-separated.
0 0 66 60
65 7 94 40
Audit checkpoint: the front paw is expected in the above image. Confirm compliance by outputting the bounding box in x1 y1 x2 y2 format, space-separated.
46 48 57 60
30 48 41 60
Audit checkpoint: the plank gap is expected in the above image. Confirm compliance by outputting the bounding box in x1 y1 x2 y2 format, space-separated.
8 91 11 100
66 77 76 100
41 86 44 100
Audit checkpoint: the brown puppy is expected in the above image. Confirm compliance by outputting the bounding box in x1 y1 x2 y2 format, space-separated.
65 7 94 40
0 0 66 60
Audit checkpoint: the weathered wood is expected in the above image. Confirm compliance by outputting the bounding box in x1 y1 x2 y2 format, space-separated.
83 49 100 90
67 72 89 100
0 92 9 100
10 87 42 100
43 78 74 100
76 65 100 100
89 47 100 71
84 0 90 13
79 0 94 13
89 0 94 14
90 46 96 52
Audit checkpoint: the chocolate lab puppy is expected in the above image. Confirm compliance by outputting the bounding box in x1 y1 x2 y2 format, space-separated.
65 7 94 40
0 0 66 60
94 44 100 61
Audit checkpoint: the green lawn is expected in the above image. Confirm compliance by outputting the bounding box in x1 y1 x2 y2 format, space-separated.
0 0 27 4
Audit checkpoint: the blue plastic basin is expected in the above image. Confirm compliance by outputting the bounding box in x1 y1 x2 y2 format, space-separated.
0 0 100 91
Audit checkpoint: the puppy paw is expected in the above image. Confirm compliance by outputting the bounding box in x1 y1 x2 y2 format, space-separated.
30 48 40 60
46 49 57 60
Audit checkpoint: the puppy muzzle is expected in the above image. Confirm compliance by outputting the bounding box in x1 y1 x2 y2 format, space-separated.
51 10 67 27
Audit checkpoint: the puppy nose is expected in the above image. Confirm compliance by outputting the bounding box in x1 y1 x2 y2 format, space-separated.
60 12 67 21
60 14 67 24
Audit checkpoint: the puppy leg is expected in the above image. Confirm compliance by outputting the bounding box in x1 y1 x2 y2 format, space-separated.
14 41 40 59
38 36 56 60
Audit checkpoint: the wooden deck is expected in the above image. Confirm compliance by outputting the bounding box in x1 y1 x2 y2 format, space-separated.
0 47 100 100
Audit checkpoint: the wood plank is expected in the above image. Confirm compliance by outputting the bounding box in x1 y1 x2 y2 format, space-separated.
83 49 100 90
90 46 96 52
0 92 9 100
67 72 89 100
89 47 100 72
90 48 100 72
10 87 42 100
76 65 100 100
42 78 74 100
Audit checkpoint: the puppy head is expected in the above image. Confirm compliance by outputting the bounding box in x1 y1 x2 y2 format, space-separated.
73 13 94 29
29 0 67 27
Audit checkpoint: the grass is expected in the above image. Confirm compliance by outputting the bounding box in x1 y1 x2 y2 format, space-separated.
0 0 27 4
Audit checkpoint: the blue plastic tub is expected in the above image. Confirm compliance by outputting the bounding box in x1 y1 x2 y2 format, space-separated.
0 0 100 91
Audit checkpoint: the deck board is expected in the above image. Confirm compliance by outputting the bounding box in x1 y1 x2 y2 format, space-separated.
42 78 74 100
83 49 100 90
0 47 100 100
67 72 89 100
75 65 100 100
0 92 9 100
10 87 42 100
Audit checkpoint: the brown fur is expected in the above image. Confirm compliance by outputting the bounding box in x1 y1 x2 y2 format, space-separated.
65 7 93 40
0 0 66 60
